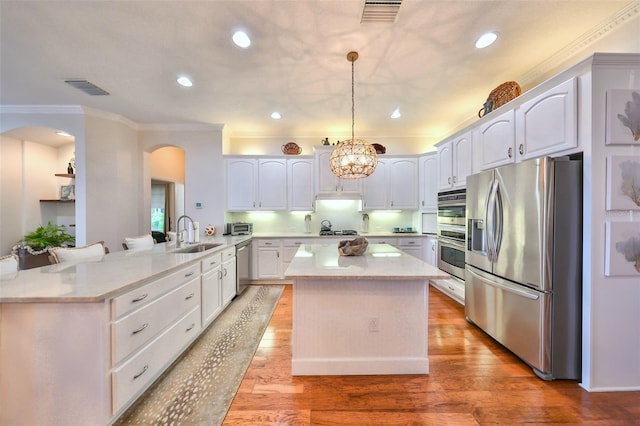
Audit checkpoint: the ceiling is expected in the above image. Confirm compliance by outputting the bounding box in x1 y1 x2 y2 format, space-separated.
1 0 638 145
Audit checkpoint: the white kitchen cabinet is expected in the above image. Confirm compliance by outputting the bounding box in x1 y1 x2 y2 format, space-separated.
225 158 287 211
477 109 516 170
430 278 465 305
201 253 223 327
425 236 437 266
419 152 438 212
397 237 423 260
437 132 472 190
362 157 418 210
362 158 389 210
315 146 362 196
254 239 282 279
516 77 578 161
221 247 236 306
287 157 315 211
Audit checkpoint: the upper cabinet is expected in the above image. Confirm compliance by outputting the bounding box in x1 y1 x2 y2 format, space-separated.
437 131 472 191
287 157 315 211
315 146 362 196
515 77 578 161
362 157 419 210
226 158 287 211
419 152 438 212
476 109 516 170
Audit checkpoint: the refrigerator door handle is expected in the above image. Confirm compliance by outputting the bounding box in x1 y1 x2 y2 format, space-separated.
486 180 499 262
467 266 540 300
494 181 503 259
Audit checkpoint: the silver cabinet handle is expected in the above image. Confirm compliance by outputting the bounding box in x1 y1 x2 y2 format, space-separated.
132 323 149 335
507 147 512 158
223 268 227 276
131 293 148 303
407 241 416 245
185 293 195 300
265 242 272 245
186 323 196 332
209 260 217 266
448 177 451 184
218 270 223 279
184 271 194 277
452 176 457 183
448 285 456 292
519 144 524 155
133 364 149 380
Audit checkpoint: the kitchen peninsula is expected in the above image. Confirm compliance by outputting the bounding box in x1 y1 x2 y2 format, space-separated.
285 242 448 376
0 236 248 426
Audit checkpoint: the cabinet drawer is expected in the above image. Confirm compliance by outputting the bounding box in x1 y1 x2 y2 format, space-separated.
112 306 201 414
201 253 222 273
398 237 422 247
112 263 200 319
112 278 200 365
222 247 235 260
256 239 280 248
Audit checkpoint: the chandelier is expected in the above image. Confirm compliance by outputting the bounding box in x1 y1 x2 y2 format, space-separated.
330 51 378 179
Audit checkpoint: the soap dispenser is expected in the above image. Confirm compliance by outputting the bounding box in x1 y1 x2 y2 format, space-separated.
304 214 312 234
361 213 369 233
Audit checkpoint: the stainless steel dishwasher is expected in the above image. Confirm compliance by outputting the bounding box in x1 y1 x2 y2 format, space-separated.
236 239 251 296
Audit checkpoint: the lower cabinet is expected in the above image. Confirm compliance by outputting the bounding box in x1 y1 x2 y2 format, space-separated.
254 239 282 279
201 253 223 327
222 247 237 305
425 236 438 266
396 237 423 260
430 278 465 305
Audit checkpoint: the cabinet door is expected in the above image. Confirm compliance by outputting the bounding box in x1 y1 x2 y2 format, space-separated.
362 159 388 210
288 158 315 211
316 148 337 193
201 266 222 326
477 110 515 170
222 258 236 306
426 237 438 266
389 158 418 209
226 159 257 211
258 159 287 210
452 132 472 189
516 78 577 161
419 153 438 212
256 241 281 279
437 141 453 191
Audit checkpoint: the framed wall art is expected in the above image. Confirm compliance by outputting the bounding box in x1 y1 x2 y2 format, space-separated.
605 89 640 145
60 185 75 200
606 155 640 210
605 221 640 277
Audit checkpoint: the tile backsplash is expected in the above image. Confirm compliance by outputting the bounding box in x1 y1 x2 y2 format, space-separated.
229 200 421 234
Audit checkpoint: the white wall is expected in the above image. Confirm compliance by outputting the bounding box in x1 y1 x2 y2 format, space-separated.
0 136 24 254
139 125 226 238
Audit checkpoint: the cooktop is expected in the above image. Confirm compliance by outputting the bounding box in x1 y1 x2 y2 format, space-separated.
319 229 358 236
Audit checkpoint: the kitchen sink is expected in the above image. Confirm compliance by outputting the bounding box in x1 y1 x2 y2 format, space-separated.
172 243 223 254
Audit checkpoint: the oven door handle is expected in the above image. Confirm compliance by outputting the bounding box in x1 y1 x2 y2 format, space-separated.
438 237 466 250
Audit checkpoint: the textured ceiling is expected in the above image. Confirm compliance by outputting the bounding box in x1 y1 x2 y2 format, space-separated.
1 0 638 144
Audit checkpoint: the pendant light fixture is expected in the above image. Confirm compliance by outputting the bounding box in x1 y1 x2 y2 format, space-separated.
330 51 378 179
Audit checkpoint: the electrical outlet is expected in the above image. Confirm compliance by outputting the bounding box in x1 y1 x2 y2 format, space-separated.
368 317 379 332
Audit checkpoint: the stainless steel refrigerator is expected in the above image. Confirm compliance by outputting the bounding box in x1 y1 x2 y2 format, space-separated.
465 156 582 380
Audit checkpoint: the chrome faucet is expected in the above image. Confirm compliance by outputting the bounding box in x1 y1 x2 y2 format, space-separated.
176 215 194 248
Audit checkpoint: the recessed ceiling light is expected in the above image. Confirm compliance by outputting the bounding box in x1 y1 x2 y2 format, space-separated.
177 76 193 87
390 108 401 119
56 131 72 137
475 32 498 49
232 31 251 48
271 112 281 119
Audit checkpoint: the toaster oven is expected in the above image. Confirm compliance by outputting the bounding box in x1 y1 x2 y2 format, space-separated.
226 222 253 236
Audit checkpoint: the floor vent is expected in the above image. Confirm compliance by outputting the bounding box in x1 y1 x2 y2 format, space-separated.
64 79 110 96
361 0 402 23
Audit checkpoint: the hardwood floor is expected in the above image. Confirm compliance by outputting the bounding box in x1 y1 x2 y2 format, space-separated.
224 285 640 425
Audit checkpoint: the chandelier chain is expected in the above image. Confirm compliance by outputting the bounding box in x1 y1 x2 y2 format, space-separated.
351 57 355 142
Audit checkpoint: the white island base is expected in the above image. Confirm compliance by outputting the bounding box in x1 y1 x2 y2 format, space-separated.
292 278 428 375
286 243 448 376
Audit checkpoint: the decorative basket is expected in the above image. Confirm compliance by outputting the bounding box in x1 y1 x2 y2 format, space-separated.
478 81 522 117
338 237 369 256
372 143 386 154
282 142 302 155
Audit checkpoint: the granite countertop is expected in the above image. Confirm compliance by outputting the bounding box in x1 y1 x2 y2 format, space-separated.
252 232 436 238
0 235 250 303
284 243 449 281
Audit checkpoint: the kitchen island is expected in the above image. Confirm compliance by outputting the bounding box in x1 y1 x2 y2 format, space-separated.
285 242 448 376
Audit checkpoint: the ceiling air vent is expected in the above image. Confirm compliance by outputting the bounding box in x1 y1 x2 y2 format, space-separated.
64 79 110 96
361 0 402 23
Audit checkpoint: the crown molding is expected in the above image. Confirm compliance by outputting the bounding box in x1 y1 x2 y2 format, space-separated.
0 105 85 115
518 0 640 87
138 123 225 132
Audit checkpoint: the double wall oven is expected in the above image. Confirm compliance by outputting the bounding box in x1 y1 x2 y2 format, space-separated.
437 189 466 281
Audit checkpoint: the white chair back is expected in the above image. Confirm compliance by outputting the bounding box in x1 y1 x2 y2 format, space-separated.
0 254 19 275
123 234 155 250
49 242 106 264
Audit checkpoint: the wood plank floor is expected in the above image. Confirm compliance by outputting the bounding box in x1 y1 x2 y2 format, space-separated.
224 284 640 425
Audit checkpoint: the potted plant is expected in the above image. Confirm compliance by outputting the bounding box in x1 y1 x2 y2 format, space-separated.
12 222 75 270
